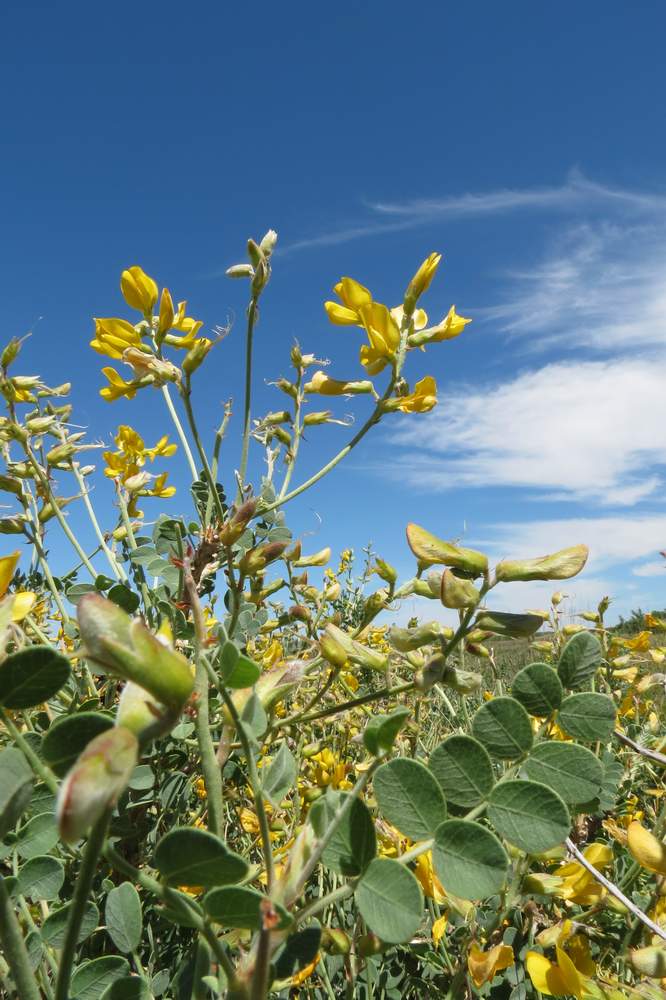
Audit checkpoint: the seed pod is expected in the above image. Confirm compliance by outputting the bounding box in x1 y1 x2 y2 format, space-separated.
495 545 588 583
406 523 487 576
440 569 480 609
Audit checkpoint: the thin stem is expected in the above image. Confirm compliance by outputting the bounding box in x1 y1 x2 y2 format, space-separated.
239 296 259 490
54 810 112 1000
281 681 414 728
564 836 666 942
70 462 127 582
0 708 59 793
0 878 41 1000
614 729 666 767
180 384 227 525
161 383 199 480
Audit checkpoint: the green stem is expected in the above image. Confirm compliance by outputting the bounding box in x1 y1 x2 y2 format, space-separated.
54 810 111 1000
0 708 59 793
180 384 227 525
0 878 41 1000
281 681 414 728
161 383 199 480
239 296 259 491
70 461 127 582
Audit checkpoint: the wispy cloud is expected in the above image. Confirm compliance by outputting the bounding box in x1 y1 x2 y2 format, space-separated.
389 355 666 505
281 170 666 254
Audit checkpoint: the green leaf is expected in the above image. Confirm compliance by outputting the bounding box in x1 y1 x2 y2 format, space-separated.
432 820 509 900
16 812 58 859
42 901 99 947
557 692 616 742
262 741 297 806
363 706 410 756
373 758 447 841
203 886 291 929
471 697 534 759
41 712 114 777
511 662 563 717
557 632 602 689
240 692 267 740
101 978 152 1000
221 647 261 689
428 735 495 807
274 927 322 980
0 646 71 708
0 746 33 838
598 749 624 812
487 779 570 853
16 856 64 901
524 742 603 804
70 957 130 1000
107 585 141 615
154 828 248 887
105 882 142 953
310 791 376 877
355 857 424 944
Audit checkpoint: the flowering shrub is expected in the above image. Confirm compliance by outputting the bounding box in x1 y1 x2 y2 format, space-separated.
0 233 664 999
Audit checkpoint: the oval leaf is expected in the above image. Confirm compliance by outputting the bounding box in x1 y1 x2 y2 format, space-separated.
0 747 33 838
262 741 297 806
42 901 99 947
472 697 534 760
355 857 423 944
524 742 603 805
203 886 291 929
309 791 376 877
70 957 130 1000
487 779 570 853
557 632 602 689
0 647 71 708
105 882 142 953
42 712 114 777
374 757 446 841
433 819 509 900
16 856 64 901
16 812 58 859
557 692 616 742
511 662 563 717
428 735 495 807
154 828 248 887
363 706 411 756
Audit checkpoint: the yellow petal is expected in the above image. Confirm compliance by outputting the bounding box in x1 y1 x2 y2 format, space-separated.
468 942 514 987
525 951 568 997
337 276 373 310
627 821 666 875
583 842 613 869
556 946 584 999
10 591 37 622
324 301 359 325
158 288 175 336
0 551 20 598
120 266 158 313
431 914 447 947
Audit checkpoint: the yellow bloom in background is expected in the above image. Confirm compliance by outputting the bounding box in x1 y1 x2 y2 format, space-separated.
308 749 352 790
553 842 613 905
431 914 448 948
620 630 652 652
100 367 140 402
0 550 36 623
414 851 446 905
627 821 666 876
467 942 515 987
121 265 158 314
387 375 438 413
90 317 142 359
146 472 176 500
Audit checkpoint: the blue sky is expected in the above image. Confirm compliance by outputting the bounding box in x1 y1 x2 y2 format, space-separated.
2 2 665 622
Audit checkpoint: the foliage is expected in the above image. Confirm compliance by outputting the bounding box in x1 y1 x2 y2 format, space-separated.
0 236 664 1000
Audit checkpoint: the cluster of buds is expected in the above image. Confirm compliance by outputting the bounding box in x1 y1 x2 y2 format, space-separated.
226 229 277 297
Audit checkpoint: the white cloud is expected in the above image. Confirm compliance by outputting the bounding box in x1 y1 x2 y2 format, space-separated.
391 356 666 505
281 171 666 254
483 220 666 352
632 559 666 577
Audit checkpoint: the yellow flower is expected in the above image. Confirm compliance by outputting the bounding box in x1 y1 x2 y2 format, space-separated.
428 306 472 342
467 942 515 987
620 630 652 652
90 318 142 360
146 472 176 500
308 749 352 790
526 945 592 998
100 367 140 402
120 266 158 314
240 807 261 835
0 550 36 622
358 302 401 374
289 953 320 987
157 288 175 337
405 252 442 304
324 277 373 325
163 300 204 348
432 914 448 948
387 376 438 413
304 370 374 396
553 842 613 905
627 821 666 876
193 778 207 800
414 851 446 905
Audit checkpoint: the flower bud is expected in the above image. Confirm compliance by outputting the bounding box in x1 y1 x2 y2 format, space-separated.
226 263 255 279
56 727 138 843
521 873 565 896
120 265 158 314
259 229 278 256
374 558 397 585
0 515 28 534
474 610 544 638
183 337 213 375
116 680 179 743
562 624 585 636
388 621 446 652
319 631 349 668
406 523 488 576
0 475 22 496
551 591 565 606
630 946 666 979
495 545 588 583
403 253 442 314
238 541 287 576
440 569 480 609
292 547 331 568
77 594 194 710
45 443 77 466
321 928 351 955
157 287 175 339
1 337 22 368
304 371 374 396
